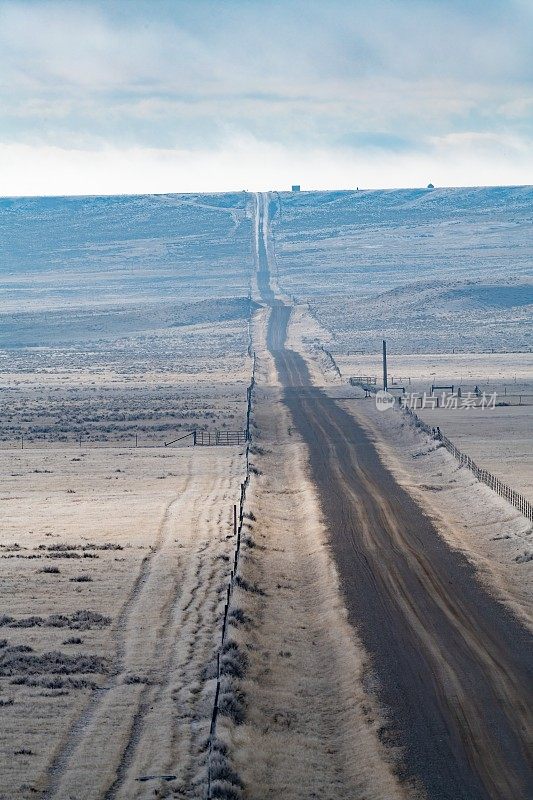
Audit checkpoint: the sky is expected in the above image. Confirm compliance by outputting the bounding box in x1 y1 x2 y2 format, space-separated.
0 0 532 195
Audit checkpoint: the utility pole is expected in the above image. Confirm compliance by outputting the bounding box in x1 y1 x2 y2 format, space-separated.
382 340 388 391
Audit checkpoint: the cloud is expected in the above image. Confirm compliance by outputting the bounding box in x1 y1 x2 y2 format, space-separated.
338 132 421 153
0 0 531 192
1 132 531 197
431 131 530 153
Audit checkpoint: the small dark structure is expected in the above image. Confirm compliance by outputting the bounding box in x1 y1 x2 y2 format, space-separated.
427 182 435 189
291 184 301 192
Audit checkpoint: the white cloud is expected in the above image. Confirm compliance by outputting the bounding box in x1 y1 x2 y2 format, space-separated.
1 134 531 197
430 131 531 153
0 0 531 192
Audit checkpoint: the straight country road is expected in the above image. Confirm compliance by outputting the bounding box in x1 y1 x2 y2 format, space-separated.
254 192 533 800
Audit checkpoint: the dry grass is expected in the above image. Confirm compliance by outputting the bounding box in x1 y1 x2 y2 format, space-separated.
0 444 245 798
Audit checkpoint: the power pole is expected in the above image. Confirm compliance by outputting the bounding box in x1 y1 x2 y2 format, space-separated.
382 340 388 391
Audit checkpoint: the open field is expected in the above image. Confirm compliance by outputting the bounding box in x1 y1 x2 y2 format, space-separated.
0 192 256 798
0 194 254 446
272 187 532 354
1 188 532 799
0 444 244 799
0 340 250 448
274 188 533 505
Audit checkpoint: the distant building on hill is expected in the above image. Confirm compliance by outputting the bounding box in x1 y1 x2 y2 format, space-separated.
427 182 435 189
291 184 301 192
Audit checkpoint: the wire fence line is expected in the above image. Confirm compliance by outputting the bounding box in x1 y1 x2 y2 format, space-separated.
205 351 255 799
349 377 532 522
0 426 249 451
317 344 342 378
403 404 533 523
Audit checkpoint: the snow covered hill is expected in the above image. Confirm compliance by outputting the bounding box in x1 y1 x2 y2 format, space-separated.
271 186 532 353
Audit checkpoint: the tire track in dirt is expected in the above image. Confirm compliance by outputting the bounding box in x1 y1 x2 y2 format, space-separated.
299 390 531 795
41 465 193 800
102 455 240 800
256 192 533 800
236 381 411 800
41 453 240 800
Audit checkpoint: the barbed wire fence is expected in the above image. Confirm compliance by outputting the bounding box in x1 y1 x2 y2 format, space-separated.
205 350 255 799
349 378 532 522
0 427 248 451
402 404 533 522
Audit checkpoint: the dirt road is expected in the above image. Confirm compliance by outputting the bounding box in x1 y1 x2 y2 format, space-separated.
31 449 241 800
255 192 533 800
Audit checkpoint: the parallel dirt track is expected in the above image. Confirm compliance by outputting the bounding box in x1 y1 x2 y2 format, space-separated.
256 192 533 800
38 453 239 800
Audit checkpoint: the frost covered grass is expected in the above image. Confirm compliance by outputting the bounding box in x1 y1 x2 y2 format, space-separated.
0 443 244 797
328 348 533 501
0 193 255 446
0 318 250 445
272 187 532 354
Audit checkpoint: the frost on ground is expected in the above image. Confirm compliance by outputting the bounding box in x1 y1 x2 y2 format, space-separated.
289 304 533 626
0 324 250 447
1 187 531 798
334 351 533 500
271 186 532 354
0 192 258 799
0 193 255 445
222 314 409 800
0 445 244 799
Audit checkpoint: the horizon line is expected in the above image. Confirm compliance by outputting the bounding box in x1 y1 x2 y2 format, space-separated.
1 183 532 201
